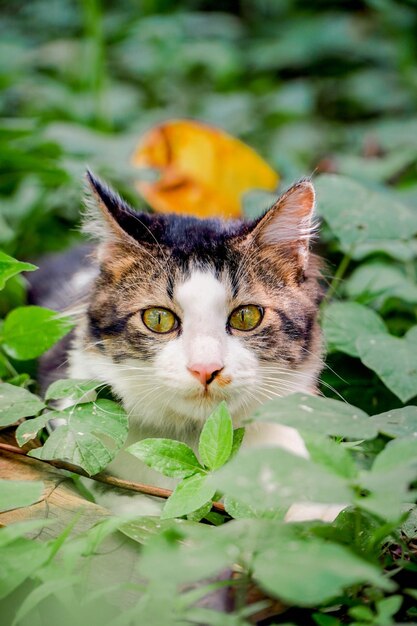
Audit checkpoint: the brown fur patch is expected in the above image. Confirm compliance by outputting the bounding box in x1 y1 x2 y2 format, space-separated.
217 374 233 387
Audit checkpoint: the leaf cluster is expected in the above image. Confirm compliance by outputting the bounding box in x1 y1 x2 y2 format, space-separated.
1 1 417 625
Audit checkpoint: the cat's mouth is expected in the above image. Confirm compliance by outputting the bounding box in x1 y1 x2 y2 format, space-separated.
183 384 229 402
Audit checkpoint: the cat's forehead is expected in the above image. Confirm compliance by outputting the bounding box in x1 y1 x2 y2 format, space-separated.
175 269 228 316
147 214 250 270
118 211 249 253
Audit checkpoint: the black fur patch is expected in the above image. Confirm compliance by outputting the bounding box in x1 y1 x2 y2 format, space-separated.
87 170 254 271
276 310 303 340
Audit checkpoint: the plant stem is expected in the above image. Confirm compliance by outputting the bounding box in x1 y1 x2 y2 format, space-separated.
81 0 107 129
0 442 226 513
0 347 18 377
323 248 354 304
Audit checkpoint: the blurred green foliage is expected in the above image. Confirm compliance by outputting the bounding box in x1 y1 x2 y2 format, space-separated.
1 1 417 624
2 0 417 254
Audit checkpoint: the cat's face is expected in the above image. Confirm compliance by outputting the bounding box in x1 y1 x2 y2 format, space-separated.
79 173 323 434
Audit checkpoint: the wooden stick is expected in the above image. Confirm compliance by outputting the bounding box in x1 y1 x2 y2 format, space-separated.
0 442 225 513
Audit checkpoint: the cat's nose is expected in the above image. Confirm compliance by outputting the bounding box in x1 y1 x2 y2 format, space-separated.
187 363 224 386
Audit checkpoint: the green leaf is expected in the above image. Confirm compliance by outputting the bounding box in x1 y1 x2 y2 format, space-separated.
15 413 52 446
401 506 417 539
161 473 216 519
0 479 44 513
45 378 103 403
224 495 286 520
370 406 417 438
322 302 386 358
376 595 402 624
348 605 374 622
230 427 245 459
204 512 226 526
11 576 79 626
358 467 417 521
372 438 417 473
0 538 52 600
356 325 417 403
6 373 31 387
0 250 36 291
252 525 392 606
345 261 417 307
223 496 260 519
199 401 233 470
252 393 376 439
209 447 353 513
348 238 417 262
2 306 74 360
186 500 213 522
316 174 417 250
313 613 342 626
119 517 199 545
137 522 237 585
302 432 358 479
358 444 417 521
335 149 416 184
0 351 10 378
127 438 203 478
185 607 250 626
0 382 45 428
26 400 129 475
312 508 383 555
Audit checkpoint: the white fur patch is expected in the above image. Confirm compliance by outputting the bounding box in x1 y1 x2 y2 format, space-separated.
175 271 227 367
71 268 97 292
149 270 260 425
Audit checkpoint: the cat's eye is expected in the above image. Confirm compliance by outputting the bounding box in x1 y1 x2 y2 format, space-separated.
228 305 264 332
142 307 178 334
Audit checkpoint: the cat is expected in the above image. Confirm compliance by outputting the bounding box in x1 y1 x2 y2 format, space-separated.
29 171 342 520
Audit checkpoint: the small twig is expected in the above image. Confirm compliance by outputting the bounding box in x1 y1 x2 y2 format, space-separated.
0 442 225 513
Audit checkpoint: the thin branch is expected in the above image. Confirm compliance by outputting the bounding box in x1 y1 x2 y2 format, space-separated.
0 442 225 514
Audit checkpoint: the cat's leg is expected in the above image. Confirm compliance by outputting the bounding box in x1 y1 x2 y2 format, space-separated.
243 422 347 522
284 503 346 523
243 421 309 457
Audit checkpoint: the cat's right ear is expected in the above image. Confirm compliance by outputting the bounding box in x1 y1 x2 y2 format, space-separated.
246 179 317 271
83 170 141 248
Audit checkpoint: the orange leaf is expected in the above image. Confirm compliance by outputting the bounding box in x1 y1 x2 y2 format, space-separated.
131 120 279 218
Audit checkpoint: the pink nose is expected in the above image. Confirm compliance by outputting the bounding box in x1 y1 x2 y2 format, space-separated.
187 363 224 386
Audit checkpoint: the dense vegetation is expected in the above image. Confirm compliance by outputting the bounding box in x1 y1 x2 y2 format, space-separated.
1 1 417 624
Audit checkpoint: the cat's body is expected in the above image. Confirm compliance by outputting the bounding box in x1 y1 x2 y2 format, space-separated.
29 173 342 520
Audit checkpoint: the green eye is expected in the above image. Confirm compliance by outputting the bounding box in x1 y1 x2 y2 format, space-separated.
142 308 178 334
228 305 263 332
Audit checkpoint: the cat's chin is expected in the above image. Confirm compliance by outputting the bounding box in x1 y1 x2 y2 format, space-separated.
182 386 226 402
123 385 253 433
158 394 248 427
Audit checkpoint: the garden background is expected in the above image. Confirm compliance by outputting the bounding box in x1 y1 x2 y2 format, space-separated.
1 1 417 625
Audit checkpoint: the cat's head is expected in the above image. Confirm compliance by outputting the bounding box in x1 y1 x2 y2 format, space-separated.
80 171 323 434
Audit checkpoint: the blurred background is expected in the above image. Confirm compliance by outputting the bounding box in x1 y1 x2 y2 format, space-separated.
1 0 417 411
2 0 417 258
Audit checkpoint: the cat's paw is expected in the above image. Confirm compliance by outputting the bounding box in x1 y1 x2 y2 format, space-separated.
243 422 309 458
284 503 346 522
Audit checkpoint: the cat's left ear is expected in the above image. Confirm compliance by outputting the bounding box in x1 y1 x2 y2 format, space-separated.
248 179 316 270
83 169 143 248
